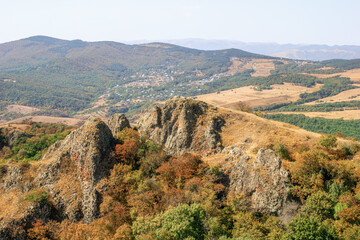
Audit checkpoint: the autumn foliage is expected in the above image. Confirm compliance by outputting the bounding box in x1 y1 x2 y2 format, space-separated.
22 127 360 240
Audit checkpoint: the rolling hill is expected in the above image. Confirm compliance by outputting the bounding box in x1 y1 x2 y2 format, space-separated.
0 35 275 117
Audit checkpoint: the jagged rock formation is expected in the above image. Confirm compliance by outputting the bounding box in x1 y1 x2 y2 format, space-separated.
138 97 225 155
229 149 294 217
107 113 131 137
0 115 136 238
36 117 115 223
5 130 32 148
0 98 306 239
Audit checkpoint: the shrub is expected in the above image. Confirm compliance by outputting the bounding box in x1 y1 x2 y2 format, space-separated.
132 204 207 240
139 152 167 177
337 205 360 225
156 153 202 187
115 140 139 167
233 102 251 112
342 225 360 240
286 214 339 240
273 141 290 160
304 191 335 220
210 166 221 176
329 181 348 201
340 143 360 156
116 128 140 143
334 202 348 219
24 190 49 203
317 134 337 150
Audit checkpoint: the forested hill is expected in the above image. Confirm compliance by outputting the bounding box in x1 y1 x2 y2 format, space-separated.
0 35 270 71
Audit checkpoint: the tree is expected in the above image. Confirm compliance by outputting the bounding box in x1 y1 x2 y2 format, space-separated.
115 140 138 167
156 153 202 187
287 214 339 240
132 204 207 240
304 191 335 220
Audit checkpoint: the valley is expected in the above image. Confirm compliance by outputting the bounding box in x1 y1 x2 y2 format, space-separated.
1 38 360 237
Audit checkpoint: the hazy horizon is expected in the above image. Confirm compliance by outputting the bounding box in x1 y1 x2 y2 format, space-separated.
1 0 359 46
2 36 360 48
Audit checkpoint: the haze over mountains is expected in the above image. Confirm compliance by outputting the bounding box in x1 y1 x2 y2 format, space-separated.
160 39 360 61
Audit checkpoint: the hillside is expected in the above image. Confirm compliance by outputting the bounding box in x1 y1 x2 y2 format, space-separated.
0 35 276 122
1 98 360 239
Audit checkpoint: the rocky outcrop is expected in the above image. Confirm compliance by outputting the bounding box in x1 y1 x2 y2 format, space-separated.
5 130 32 148
0 201 57 240
138 97 225 155
107 114 131 137
4 166 22 191
0 117 117 237
35 117 116 223
229 149 294 217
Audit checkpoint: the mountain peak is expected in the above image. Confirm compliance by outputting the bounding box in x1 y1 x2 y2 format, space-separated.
23 35 66 44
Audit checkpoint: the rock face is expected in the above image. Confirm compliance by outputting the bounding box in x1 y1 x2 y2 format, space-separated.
36 117 115 223
0 117 118 237
107 113 131 137
0 201 57 240
5 130 32 148
229 149 290 215
138 97 225 155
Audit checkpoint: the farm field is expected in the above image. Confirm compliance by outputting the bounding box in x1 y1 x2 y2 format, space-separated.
196 82 322 108
304 86 360 105
1 116 84 127
273 109 360 120
306 68 360 82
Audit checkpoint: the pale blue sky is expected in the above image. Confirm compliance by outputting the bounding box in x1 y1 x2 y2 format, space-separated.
1 0 359 45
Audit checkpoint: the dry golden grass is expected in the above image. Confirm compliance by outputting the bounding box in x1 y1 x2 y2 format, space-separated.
274 110 360 120
202 107 355 166
196 83 322 108
0 189 30 221
305 87 360 105
3 116 85 127
0 123 31 131
6 105 39 114
305 68 360 82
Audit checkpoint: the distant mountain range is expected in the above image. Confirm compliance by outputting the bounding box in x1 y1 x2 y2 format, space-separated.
158 39 360 61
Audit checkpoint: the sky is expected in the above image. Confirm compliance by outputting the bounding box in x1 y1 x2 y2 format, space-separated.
1 0 360 45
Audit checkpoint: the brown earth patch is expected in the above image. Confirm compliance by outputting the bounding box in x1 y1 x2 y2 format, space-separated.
227 59 287 77
6 105 39 114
